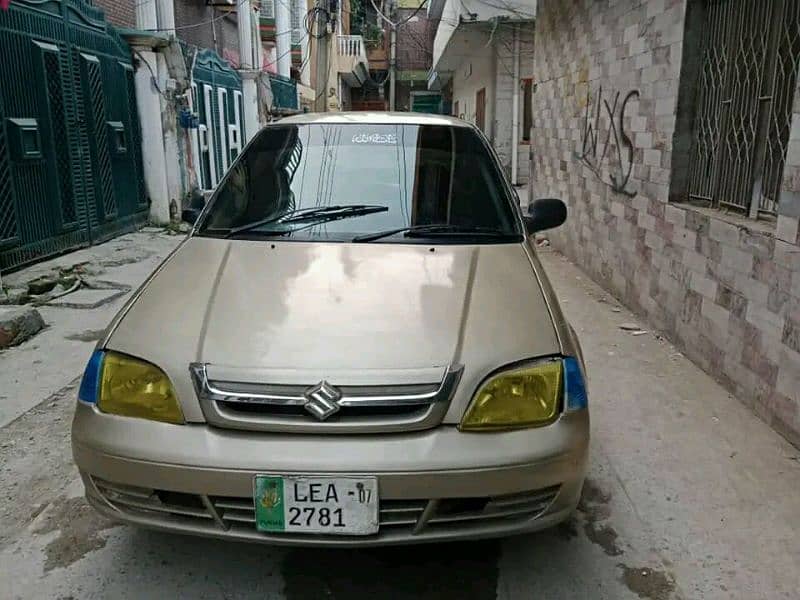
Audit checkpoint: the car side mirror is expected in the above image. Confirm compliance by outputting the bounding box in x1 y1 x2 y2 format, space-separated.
182 208 201 225
524 198 567 234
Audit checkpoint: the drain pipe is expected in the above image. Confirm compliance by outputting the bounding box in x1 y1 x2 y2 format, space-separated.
511 23 520 186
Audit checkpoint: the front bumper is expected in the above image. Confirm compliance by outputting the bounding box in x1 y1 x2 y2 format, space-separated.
72 403 589 546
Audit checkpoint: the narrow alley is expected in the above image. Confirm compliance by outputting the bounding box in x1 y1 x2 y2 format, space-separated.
1 236 798 600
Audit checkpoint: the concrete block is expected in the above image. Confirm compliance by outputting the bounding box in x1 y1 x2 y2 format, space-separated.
720 244 755 275
635 52 653 70
776 347 800 399
735 272 770 306
655 97 674 116
716 283 749 319
644 229 665 251
682 248 708 273
638 211 657 231
0 306 45 349
673 226 697 250
624 23 639 43
746 302 785 338
644 149 662 166
776 215 800 244
701 296 730 332
664 204 686 227
630 116 648 132
650 165 672 185
708 217 741 246
636 132 653 149
689 272 717 299
784 317 800 354
773 239 800 272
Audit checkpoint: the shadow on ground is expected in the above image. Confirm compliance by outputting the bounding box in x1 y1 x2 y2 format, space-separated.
280 541 502 599
107 529 502 599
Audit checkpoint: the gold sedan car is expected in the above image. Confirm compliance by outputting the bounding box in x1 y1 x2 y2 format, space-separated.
72 113 589 546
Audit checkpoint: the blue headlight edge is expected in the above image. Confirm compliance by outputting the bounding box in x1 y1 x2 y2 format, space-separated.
564 356 588 411
78 350 105 404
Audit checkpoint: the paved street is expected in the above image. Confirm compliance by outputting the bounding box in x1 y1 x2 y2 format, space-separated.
1 237 799 600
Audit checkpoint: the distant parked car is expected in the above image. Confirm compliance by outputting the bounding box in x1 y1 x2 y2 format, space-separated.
72 112 589 546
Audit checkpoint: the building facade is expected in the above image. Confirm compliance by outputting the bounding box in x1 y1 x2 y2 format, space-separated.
531 0 800 445
394 0 436 112
429 0 535 184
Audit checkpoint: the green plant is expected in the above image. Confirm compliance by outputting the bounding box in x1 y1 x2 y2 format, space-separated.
363 22 384 45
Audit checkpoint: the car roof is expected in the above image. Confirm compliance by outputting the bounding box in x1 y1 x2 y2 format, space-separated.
275 111 472 128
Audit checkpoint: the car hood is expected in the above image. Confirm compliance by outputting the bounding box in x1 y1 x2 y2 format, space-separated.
106 237 560 422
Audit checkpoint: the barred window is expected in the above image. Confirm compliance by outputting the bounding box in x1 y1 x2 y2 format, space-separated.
687 0 800 219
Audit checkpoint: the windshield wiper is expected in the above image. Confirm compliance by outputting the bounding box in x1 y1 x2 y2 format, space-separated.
226 205 388 238
352 224 519 243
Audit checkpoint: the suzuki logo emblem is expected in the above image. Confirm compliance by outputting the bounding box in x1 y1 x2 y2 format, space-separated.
303 380 342 421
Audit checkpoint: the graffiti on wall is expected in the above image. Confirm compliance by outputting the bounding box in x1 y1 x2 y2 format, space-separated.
576 87 640 197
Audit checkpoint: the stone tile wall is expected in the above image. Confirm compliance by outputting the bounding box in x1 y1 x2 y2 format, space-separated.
532 0 800 446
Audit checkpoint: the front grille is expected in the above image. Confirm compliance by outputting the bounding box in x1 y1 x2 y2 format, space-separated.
91 476 561 539
217 401 429 419
190 363 463 434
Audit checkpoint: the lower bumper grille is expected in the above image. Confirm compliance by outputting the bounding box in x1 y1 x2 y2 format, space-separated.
91 477 560 540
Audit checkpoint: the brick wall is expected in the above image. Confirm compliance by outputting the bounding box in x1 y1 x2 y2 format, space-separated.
396 7 433 72
532 0 800 446
93 0 135 28
174 0 240 63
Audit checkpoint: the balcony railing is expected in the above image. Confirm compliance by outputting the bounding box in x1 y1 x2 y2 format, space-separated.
338 35 365 57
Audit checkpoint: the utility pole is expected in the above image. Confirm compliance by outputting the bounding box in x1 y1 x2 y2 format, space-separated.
314 0 329 112
388 0 396 111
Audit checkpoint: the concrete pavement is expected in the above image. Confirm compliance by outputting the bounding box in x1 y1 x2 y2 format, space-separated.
0 229 182 428
1 242 798 599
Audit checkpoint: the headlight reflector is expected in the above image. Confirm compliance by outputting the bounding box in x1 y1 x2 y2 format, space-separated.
459 360 563 431
97 352 184 424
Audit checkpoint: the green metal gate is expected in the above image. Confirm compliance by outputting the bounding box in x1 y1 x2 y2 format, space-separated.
189 48 244 191
0 0 146 272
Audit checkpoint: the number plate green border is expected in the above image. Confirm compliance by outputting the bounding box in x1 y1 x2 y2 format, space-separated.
252 474 380 535
253 476 285 532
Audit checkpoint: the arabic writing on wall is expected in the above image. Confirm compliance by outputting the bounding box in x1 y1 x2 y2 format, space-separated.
576 87 640 197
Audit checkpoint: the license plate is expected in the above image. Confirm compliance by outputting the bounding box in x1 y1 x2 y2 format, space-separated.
253 475 379 535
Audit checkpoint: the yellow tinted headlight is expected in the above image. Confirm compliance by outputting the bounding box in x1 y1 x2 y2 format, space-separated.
98 352 184 424
459 360 562 431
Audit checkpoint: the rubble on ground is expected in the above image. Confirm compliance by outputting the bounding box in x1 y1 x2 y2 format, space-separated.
0 306 45 349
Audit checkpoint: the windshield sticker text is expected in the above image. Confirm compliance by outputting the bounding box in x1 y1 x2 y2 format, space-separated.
351 133 397 145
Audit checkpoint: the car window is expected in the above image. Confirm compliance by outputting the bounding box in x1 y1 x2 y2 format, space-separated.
198 123 522 242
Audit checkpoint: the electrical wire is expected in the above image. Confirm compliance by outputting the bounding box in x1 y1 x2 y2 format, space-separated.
141 0 249 32
131 47 167 97
265 30 309 68
304 6 331 39
369 0 429 29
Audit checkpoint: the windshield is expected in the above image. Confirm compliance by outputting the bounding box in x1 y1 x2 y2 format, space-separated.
197 123 522 243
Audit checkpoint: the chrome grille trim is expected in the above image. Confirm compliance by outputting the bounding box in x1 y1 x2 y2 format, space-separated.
190 363 463 434
190 363 461 406
92 477 561 539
